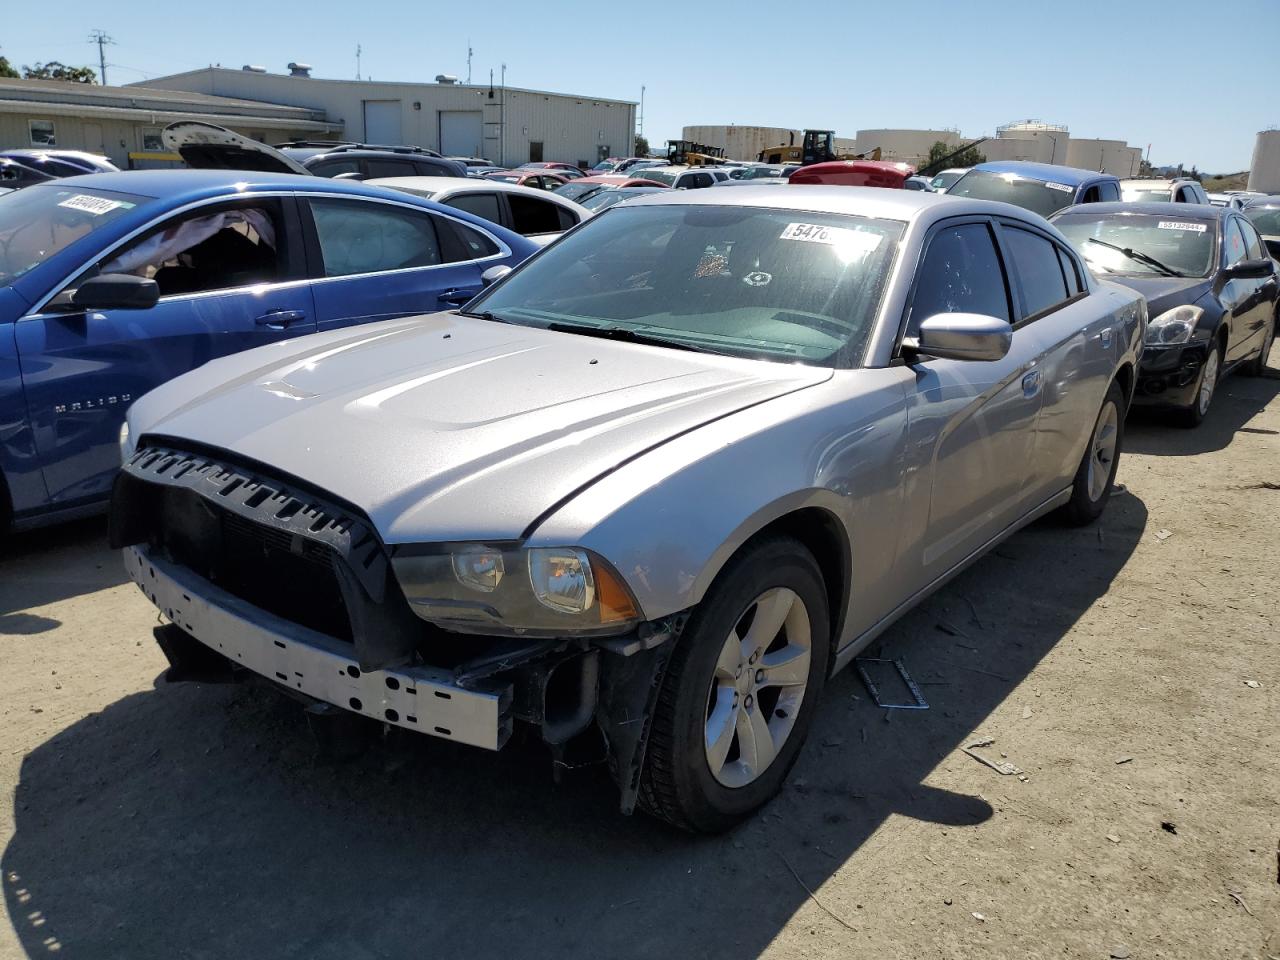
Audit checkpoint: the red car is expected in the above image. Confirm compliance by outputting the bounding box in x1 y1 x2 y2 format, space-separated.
518 161 587 180
788 160 914 189
483 170 569 190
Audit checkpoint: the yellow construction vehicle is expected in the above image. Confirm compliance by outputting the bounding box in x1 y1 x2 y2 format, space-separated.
757 130 878 166
666 140 726 166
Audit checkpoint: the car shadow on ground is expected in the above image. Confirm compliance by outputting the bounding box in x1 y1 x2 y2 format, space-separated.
2 493 1147 959
0 516 124 627
1126 370 1280 457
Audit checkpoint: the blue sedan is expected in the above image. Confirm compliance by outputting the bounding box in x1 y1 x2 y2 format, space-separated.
0 170 538 530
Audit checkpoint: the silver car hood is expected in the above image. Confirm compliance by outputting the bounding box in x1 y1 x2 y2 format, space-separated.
130 312 832 543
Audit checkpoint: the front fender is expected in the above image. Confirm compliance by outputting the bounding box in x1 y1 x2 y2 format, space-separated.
530 369 912 644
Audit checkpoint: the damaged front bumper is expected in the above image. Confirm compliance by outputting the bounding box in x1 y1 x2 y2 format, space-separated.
127 544 514 749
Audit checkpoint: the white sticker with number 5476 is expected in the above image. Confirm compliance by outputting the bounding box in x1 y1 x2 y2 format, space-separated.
780 222 883 253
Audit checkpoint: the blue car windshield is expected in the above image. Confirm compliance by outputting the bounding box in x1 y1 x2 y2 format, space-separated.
468 204 904 367
948 170 1077 217
0 185 147 283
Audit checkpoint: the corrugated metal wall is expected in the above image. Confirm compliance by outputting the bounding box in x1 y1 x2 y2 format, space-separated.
137 69 636 167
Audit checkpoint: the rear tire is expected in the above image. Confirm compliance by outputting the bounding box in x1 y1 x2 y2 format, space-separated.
1243 312 1275 377
638 537 829 833
1061 379 1125 527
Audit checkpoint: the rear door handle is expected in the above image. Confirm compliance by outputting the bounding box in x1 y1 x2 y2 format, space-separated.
437 289 477 307
255 309 306 329
1022 369 1042 398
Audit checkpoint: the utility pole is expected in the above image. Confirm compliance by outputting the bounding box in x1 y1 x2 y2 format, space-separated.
88 30 114 85
356 43 362 80
500 63 506 167
466 41 472 84
638 84 645 139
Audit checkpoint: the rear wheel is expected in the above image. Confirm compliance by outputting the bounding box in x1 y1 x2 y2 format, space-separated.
1180 341 1222 427
638 538 829 833
1243 313 1275 377
1061 379 1125 526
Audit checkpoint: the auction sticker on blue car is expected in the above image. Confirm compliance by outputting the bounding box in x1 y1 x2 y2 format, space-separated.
1045 182 1073 193
57 194 131 216
1157 220 1207 233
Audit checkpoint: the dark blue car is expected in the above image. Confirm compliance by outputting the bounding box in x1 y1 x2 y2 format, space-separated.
0 170 538 530
947 161 1122 218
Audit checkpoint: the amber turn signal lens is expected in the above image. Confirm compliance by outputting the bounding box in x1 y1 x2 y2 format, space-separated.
594 560 638 623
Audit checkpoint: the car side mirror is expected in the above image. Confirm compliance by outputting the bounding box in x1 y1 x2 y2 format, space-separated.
71 273 160 311
1223 257 1275 280
903 313 1013 362
481 265 512 287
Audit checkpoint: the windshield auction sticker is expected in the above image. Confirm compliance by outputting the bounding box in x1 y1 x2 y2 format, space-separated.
1157 221 1207 233
57 194 128 216
1044 182 1074 193
781 222 882 249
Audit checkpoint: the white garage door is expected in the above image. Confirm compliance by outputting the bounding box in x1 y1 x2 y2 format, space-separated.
439 111 484 158
363 101 402 144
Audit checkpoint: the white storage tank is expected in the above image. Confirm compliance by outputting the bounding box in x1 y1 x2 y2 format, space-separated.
855 129 961 165
1066 138 1140 176
1248 129 1280 194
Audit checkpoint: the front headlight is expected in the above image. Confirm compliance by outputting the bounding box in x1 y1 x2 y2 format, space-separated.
393 544 640 636
118 419 136 461
1145 304 1204 346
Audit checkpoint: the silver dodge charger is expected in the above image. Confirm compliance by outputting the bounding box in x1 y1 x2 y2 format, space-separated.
111 187 1144 832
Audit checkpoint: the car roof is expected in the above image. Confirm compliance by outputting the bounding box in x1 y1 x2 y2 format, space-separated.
1053 201 1229 221
45 168 457 203
974 161 1117 185
367 175 586 208
1243 196 1280 210
617 183 1044 223
1118 178 1194 188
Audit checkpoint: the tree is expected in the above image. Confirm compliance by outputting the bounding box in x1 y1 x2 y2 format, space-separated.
0 56 19 79
634 134 650 158
923 139 986 171
22 61 97 84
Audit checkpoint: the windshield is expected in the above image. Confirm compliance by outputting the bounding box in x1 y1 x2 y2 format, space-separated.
948 170 1077 217
553 181 604 201
634 170 676 187
928 170 963 191
1054 213 1216 278
1122 186 1174 203
0 184 147 283
1243 206 1280 236
741 166 785 180
467 204 903 366
580 189 659 211
381 184 437 201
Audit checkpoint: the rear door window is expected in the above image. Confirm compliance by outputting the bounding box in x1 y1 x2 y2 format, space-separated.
307 157 360 177
444 192 503 225
507 195 565 235
1003 226 1070 320
907 221 1011 338
1223 218 1248 267
435 216 501 263
308 197 441 276
1239 218 1265 260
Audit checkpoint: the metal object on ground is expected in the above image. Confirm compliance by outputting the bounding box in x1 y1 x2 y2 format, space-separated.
854 658 929 710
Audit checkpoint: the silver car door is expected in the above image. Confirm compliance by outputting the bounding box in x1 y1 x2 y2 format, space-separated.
995 222 1114 503
895 218 1044 594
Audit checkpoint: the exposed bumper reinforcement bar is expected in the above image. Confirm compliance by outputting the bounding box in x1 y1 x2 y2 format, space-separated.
126 545 512 750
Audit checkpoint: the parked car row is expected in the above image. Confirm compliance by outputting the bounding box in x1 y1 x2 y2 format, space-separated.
1 135 1276 835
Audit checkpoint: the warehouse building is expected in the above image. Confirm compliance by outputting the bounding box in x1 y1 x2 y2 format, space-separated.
0 76 337 168
135 66 636 169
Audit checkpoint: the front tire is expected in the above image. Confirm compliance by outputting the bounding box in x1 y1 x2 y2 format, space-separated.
1180 340 1222 427
638 537 829 833
1061 379 1125 527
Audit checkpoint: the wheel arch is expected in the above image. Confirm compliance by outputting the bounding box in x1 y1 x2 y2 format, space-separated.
690 496 852 667
1113 361 1135 408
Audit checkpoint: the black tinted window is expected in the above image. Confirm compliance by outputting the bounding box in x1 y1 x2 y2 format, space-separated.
507 195 564 235
308 158 359 177
365 158 417 178
556 206 578 230
1057 245 1083 295
1098 181 1120 202
445 193 503 225
1223 218 1248 267
309 198 441 276
908 222 1010 335
1004 227 1069 319
1239 218 1265 260
436 216 501 263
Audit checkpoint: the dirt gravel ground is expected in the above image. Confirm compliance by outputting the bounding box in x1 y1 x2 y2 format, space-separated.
1 372 1277 960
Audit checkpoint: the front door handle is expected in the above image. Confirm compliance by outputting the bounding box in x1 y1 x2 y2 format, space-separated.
437 289 477 307
255 309 306 329
1022 369 1043 398
1100 326 1114 348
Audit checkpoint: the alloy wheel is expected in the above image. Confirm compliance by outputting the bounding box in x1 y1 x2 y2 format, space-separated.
704 587 812 788
1087 399 1119 502
1198 348 1220 416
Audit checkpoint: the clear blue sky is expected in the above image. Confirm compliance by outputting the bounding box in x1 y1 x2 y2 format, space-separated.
5 0 1278 172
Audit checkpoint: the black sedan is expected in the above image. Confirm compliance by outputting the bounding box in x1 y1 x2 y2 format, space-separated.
1241 196 1280 262
1053 202 1277 426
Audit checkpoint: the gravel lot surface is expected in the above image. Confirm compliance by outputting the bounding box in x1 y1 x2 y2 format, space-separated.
2 372 1277 959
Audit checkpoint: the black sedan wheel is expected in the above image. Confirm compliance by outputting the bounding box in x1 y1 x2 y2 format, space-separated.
1181 341 1222 428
